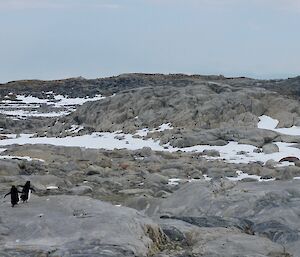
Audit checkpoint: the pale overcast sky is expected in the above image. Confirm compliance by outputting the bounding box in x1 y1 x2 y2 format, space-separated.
0 0 299 82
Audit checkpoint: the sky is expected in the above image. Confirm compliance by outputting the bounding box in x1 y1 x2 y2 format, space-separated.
0 0 299 82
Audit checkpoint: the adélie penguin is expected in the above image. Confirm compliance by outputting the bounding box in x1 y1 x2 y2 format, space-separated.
4 185 21 207
18 181 36 203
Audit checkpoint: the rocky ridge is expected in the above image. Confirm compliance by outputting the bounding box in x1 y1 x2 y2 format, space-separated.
1 74 300 256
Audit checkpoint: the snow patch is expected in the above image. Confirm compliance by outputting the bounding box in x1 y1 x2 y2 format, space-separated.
168 178 181 186
0 93 108 119
46 186 59 190
0 154 44 162
52 94 105 107
258 115 279 130
226 170 275 182
0 109 70 117
135 128 150 137
155 123 174 132
258 115 300 136
135 123 173 137
203 174 212 181
67 125 84 133
0 133 299 165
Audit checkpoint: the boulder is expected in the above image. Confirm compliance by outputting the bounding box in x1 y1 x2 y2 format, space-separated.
85 165 105 176
69 185 93 195
262 143 279 154
202 149 220 157
145 173 169 186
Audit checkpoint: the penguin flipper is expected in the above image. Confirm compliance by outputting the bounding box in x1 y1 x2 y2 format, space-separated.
4 192 10 198
30 187 36 192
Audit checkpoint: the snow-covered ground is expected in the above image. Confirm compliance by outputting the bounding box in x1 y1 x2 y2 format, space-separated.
226 170 275 182
0 130 299 164
0 148 44 162
0 116 299 168
0 109 70 118
0 93 107 118
168 170 276 185
135 123 173 137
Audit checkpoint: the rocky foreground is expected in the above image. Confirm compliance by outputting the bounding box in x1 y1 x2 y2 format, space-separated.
1 74 300 256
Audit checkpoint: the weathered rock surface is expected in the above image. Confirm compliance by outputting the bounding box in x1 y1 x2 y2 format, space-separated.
54 85 300 139
146 180 300 256
1 74 300 256
0 195 168 257
262 143 280 154
158 219 287 257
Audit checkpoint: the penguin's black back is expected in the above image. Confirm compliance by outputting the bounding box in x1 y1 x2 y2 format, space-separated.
11 186 19 206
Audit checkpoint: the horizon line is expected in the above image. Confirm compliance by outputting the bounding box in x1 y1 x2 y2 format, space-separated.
1 72 299 84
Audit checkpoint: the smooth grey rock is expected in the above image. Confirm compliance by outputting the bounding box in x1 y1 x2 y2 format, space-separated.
119 188 154 196
158 218 287 257
265 159 277 168
85 165 105 175
0 195 167 256
145 173 169 186
69 185 93 195
135 147 153 157
147 180 300 255
262 143 279 154
202 149 220 157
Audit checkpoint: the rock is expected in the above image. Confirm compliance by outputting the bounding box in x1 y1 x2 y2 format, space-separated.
119 162 130 170
145 173 169 186
162 216 254 233
202 149 220 157
252 220 299 244
273 111 296 128
262 143 279 154
69 185 93 195
136 147 153 157
96 156 112 168
160 168 182 177
276 166 300 180
125 196 158 212
160 224 189 246
259 167 277 178
86 165 105 175
190 227 287 257
206 167 231 179
265 159 277 168
155 190 171 198
119 188 154 196
0 195 168 256
147 180 300 255
0 160 20 176
158 218 286 257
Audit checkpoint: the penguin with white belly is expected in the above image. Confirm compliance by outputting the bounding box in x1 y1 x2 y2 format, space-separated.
18 181 36 203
